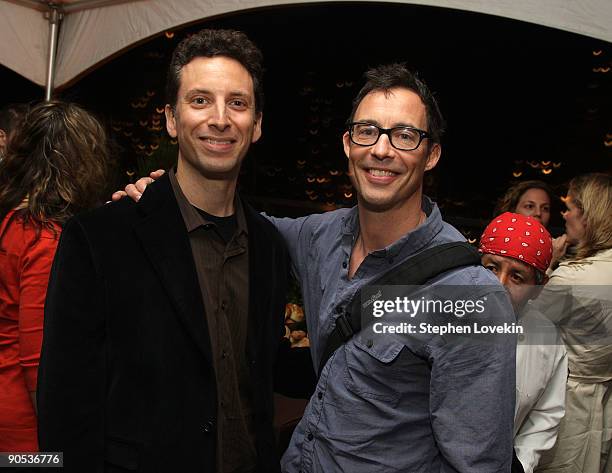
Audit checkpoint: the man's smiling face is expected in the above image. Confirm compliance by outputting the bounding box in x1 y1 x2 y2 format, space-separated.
165 56 262 180
343 87 440 213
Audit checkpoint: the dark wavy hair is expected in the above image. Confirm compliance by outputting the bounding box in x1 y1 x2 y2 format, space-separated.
494 180 556 223
348 63 446 145
166 28 264 114
0 101 111 239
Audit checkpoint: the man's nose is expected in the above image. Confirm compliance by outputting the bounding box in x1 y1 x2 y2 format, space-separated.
498 272 509 286
371 133 393 159
209 103 230 130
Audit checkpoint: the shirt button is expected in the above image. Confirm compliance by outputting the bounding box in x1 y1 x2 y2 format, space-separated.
307 432 314 441
221 301 227 311
317 391 323 400
221 350 228 359
342 261 347 269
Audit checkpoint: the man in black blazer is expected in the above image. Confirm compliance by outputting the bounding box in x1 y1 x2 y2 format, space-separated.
37 29 292 473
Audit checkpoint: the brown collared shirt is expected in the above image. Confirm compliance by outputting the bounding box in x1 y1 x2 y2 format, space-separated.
169 170 256 473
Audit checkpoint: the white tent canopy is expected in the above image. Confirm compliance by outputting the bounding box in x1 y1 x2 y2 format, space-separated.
1 0 611 96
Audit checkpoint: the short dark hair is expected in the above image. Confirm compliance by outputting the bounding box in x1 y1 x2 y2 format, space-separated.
348 63 445 144
166 29 264 114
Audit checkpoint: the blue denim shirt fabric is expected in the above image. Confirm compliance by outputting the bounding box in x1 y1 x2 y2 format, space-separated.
266 198 516 473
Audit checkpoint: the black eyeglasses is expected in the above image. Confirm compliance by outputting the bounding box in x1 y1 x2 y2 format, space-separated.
347 122 431 151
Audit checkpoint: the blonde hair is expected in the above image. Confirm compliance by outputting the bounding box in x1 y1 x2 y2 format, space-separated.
568 173 612 261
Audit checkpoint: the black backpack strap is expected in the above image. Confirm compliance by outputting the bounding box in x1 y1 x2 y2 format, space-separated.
317 241 481 376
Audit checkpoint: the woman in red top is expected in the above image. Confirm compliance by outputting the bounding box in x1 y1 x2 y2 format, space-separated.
0 101 111 451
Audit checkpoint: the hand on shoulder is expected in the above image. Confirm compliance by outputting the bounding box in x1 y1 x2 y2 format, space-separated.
110 169 165 202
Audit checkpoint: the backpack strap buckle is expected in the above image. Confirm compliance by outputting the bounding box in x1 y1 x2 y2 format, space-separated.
335 312 354 341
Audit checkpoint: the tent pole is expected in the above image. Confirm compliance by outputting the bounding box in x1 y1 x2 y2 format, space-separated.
44 6 63 101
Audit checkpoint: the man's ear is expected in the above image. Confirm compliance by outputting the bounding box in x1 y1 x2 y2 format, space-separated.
0 129 7 149
425 143 441 171
165 105 177 138
252 112 263 143
342 131 351 159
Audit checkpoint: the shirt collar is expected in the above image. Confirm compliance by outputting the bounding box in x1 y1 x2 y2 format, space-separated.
340 195 443 259
169 167 248 236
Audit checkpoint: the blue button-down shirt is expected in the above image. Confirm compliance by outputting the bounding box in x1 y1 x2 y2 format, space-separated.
266 198 516 473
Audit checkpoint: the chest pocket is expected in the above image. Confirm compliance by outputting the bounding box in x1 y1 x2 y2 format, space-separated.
343 338 405 405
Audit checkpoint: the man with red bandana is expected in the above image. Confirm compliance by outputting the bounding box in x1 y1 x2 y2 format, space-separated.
479 212 568 473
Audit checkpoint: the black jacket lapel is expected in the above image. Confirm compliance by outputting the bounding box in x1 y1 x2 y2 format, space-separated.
133 174 213 366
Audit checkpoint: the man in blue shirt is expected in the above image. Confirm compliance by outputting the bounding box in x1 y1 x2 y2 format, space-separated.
121 63 516 472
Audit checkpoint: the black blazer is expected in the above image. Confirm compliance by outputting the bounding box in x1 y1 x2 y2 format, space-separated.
37 174 290 472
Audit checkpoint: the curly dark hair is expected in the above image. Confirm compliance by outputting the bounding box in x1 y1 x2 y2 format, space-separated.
166 28 264 113
348 63 445 144
0 101 112 238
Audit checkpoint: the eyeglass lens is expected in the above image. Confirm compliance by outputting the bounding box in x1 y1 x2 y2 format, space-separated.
351 123 422 150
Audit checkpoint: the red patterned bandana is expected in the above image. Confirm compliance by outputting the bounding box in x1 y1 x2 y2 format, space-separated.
479 212 553 274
